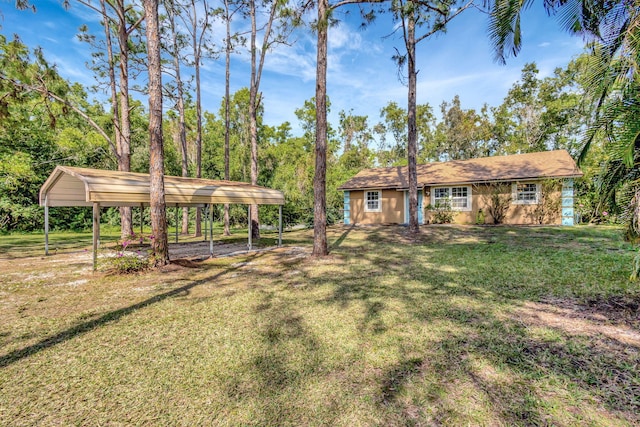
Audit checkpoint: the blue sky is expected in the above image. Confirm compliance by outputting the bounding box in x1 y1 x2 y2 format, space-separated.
1 0 586 136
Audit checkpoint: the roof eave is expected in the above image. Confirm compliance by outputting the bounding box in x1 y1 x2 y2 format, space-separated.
339 172 583 191
422 173 583 186
339 185 406 191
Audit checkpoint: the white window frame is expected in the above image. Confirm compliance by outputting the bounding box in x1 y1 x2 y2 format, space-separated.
364 190 382 212
512 182 540 205
433 187 450 209
431 186 472 211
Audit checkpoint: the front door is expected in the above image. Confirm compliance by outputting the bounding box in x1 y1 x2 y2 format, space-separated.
404 190 424 225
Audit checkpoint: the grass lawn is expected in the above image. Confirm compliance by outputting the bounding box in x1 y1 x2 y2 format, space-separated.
0 225 639 426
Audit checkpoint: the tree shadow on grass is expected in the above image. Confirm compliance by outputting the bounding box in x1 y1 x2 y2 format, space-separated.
330 224 356 250
323 226 639 424
220 290 335 425
379 357 423 405
0 251 270 369
376 309 639 425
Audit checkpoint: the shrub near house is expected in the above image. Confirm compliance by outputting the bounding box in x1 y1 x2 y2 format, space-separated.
338 150 582 226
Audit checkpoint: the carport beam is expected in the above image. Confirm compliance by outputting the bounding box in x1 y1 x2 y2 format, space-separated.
278 205 282 247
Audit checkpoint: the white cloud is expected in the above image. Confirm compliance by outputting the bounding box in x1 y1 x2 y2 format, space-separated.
47 53 94 87
328 23 362 50
264 47 317 82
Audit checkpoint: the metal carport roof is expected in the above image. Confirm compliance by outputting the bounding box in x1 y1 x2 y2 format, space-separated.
39 166 285 269
39 166 285 207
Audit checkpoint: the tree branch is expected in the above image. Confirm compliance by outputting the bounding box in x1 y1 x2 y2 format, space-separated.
415 0 474 44
0 74 118 159
127 14 147 36
74 0 116 25
329 0 387 11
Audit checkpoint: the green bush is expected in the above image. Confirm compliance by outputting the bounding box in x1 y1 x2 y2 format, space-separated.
427 202 454 224
104 254 149 274
100 236 150 273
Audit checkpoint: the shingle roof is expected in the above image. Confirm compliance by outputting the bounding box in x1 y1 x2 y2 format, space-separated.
338 150 583 190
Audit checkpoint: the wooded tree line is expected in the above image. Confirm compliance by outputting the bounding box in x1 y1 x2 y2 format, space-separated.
0 31 614 229
1 0 638 264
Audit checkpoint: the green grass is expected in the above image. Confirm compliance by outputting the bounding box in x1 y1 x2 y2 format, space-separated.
0 225 639 426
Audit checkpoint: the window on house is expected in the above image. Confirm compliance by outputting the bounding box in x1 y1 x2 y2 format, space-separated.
514 183 539 204
432 186 471 211
433 187 450 208
451 187 469 209
365 190 381 212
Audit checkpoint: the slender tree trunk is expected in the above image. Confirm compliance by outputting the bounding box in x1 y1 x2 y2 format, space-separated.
168 6 190 234
97 0 132 239
80 0 141 242
100 0 121 166
170 119 189 234
194 86 202 238
191 0 204 237
116 0 133 239
248 0 260 240
144 0 169 266
313 0 328 256
223 0 232 236
249 0 278 241
407 6 419 234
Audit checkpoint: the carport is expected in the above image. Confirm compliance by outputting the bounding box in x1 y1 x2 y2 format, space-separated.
39 166 285 269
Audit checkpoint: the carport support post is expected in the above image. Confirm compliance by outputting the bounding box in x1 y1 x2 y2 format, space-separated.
278 205 282 247
92 202 100 271
205 204 210 241
209 204 213 257
140 203 144 235
203 205 207 241
175 204 179 244
44 196 49 256
247 205 252 250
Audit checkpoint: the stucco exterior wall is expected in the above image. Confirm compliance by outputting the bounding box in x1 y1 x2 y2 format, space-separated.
345 180 567 226
349 189 405 224
425 181 563 225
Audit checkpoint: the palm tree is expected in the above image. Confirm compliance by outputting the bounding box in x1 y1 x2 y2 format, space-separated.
490 0 640 274
489 0 638 158
578 6 639 163
488 0 637 64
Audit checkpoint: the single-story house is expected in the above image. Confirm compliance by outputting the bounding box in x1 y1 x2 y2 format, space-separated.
338 150 583 226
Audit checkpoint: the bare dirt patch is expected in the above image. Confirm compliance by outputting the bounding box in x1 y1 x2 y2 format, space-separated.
168 241 251 259
512 298 640 347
